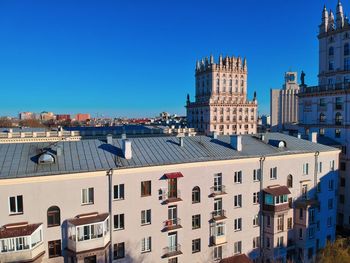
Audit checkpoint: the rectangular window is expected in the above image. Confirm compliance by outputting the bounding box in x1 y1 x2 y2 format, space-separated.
234 171 242 183
318 162 323 173
253 192 259 204
81 187 94 205
299 208 304 219
340 194 345 204
308 247 314 259
328 179 334 191
309 228 315 239
192 214 201 229
336 97 343 110
48 240 61 258
266 237 271 249
299 228 303 240
141 209 151 225
309 209 315 224
303 163 309 175
253 237 260 249
327 217 332 227
192 238 201 253
234 194 242 208
214 245 222 260
113 184 125 200
277 215 284 232
266 215 271 227
341 162 346 171
270 167 277 179
234 241 242 254
114 214 125 230
287 217 293 229
335 129 341 138
328 199 333 210
141 236 151 253
9 195 23 214
253 169 261 181
330 160 335 171
141 181 151 197
277 236 284 248
234 218 242 231
253 214 259 227
114 242 125 259
341 177 346 187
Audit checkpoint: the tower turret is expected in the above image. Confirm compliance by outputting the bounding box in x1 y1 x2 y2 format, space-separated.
210 54 214 64
329 10 335 30
320 5 329 33
243 58 247 71
336 0 345 29
219 54 223 66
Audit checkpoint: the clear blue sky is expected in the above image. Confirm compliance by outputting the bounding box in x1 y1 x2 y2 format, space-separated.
0 0 339 118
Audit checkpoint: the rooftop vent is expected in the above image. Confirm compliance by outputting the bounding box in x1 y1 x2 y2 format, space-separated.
38 153 55 164
213 131 218 139
230 135 242 151
268 140 287 148
107 134 113 144
177 133 185 147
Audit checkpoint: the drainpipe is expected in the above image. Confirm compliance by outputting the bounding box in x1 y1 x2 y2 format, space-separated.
314 151 319 198
259 156 266 262
106 168 114 263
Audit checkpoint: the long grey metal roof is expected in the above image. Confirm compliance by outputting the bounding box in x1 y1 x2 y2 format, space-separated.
0 133 338 179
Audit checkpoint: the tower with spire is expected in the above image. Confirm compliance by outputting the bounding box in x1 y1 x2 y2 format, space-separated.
186 54 257 135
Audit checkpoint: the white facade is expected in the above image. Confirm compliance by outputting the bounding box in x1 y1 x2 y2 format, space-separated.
270 72 299 131
186 55 257 135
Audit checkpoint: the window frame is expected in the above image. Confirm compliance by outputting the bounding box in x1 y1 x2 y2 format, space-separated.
81 187 94 205
141 209 151 225
113 184 125 200
48 240 62 258
141 181 152 197
8 195 23 215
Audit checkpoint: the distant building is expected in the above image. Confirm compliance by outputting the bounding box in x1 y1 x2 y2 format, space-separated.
56 114 71 121
270 72 299 131
19 112 33 120
298 0 350 230
75 113 91 122
261 115 271 127
186 55 258 135
40 111 55 121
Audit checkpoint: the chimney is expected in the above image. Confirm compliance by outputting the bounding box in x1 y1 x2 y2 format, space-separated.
179 137 184 147
297 133 301 139
230 135 242 151
213 131 218 139
309 132 317 143
122 139 132 159
107 134 113 144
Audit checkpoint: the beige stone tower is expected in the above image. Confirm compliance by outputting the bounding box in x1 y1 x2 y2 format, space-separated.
186 54 258 135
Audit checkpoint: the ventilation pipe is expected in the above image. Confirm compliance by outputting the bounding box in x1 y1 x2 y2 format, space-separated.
123 139 132 159
230 135 242 151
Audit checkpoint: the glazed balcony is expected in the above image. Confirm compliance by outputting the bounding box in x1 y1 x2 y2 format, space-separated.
210 234 227 245
263 186 291 213
211 210 227 221
0 223 45 262
209 185 227 197
67 213 110 253
162 218 182 232
162 244 182 258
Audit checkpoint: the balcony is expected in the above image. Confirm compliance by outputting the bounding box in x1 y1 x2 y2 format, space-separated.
209 185 227 197
162 244 182 258
263 186 291 213
263 203 290 213
161 190 182 204
210 234 227 246
67 212 110 253
0 223 45 263
162 218 182 232
211 210 227 221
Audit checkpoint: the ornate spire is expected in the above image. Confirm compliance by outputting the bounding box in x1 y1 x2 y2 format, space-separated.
336 0 344 29
210 54 214 64
243 58 247 71
320 5 329 33
219 54 223 66
329 9 335 30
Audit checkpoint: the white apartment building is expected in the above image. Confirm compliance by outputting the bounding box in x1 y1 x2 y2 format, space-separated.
298 0 350 231
0 133 339 263
186 55 257 135
270 72 299 132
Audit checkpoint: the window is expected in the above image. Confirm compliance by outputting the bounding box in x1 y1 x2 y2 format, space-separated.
253 237 260 249
215 222 225 236
299 208 304 219
270 167 277 179
234 218 242 231
192 238 201 253
335 129 341 138
287 174 293 188
266 215 271 227
47 206 60 227
319 98 326 107
341 162 346 171
253 214 259 227
141 237 151 253
287 217 293 229
330 160 335 171
319 113 326 122
318 162 323 173
9 195 23 214
192 214 201 229
253 192 259 204
327 217 332 227
214 245 222 260
341 177 346 187
329 60 334 70
234 194 242 208
302 184 308 199
342 146 347 155
277 236 284 248
234 241 242 254
253 169 260 181
277 215 284 232
303 163 309 175
113 184 125 200
168 258 178 263
266 237 271 249
308 247 314 259
340 194 345 204
141 181 151 197
309 209 315 224
329 46 334 56
234 171 242 183
328 199 333 209
345 57 350 70
345 43 350 56
141 209 151 225
114 214 125 230
335 112 343 125
48 240 61 258
192 186 200 203
81 187 94 205
299 228 303 240
329 179 334 190
114 242 125 259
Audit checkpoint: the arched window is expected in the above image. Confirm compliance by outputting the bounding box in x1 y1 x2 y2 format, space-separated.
192 186 200 203
345 43 350 56
335 112 343 125
319 113 326 122
287 175 293 188
47 206 60 227
329 46 334 56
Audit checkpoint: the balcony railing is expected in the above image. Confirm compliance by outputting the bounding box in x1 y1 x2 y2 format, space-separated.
161 190 182 204
211 210 227 221
210 185 227 197
162 218 182 232
299 83 350 95
263 203 290 213
162 244 182 258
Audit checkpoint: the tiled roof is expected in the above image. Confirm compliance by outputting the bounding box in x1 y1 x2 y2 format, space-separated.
0 223 41 239
0 133 338 179
67 213 109 226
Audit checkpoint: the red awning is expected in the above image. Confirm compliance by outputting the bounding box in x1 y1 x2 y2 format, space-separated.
164 172 184 179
